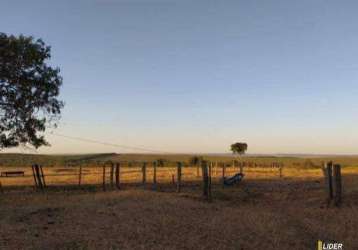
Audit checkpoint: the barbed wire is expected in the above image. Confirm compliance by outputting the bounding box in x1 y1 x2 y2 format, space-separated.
47 132 172 154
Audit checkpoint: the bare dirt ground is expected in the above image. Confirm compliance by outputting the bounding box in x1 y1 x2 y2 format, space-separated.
1 177 358 250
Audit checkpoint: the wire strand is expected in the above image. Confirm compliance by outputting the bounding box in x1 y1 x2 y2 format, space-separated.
47 132 172 154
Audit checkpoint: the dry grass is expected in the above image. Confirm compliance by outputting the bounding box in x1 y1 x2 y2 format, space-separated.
1 177 358 250
0 162 358 250
1 164 357 186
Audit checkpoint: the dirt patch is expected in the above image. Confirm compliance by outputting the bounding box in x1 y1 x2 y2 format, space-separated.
0 179 357 250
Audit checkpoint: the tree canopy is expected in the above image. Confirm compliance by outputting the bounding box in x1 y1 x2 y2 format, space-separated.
156 159 167 167
230 142 248 155
189 156 203 165
0 33 64 148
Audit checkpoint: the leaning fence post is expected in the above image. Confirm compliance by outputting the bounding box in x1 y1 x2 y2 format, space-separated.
32 165 38 189
34 164 43 190
39 165 46 188
38 165 44 190
333 164 342 207
177 162 182 193
115 163 120 189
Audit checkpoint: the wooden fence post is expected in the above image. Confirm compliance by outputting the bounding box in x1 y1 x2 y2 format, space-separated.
333 164 342 207
39 165 46 188
34 164 43 190
279 164 283 178
240 162 243 174
208 162 212 201
78 165 82 186
102 164 106 191
142 162 147 186
110 163 114 188
153 162 157 190
324 161 333 202
210 162 213 177
0 180 3 193
32 165 38 189
215 161 218 176
222 163 226 187
115 163 120 189
177 162 182 193
37 165 43 190
202 161 208 198
201 161 211 201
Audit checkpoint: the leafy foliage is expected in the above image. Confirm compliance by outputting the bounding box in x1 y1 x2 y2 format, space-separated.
189 156 203 165
230 142 248 155
156 158 167 167
0 33 63 148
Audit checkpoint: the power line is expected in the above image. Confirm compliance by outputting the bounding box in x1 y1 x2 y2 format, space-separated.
47 132 172 154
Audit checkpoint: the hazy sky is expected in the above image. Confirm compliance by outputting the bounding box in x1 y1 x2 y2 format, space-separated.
1 0 358 154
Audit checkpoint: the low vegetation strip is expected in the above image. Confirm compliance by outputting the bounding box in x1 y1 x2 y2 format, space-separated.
0 161 332 189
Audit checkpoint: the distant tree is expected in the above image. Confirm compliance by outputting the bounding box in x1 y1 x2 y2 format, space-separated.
190 155 203 177
156 159 166 167
189 156 203 166
0 33 64 148
230 142 248 155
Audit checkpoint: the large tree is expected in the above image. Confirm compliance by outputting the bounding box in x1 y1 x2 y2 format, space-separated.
0 33 63 148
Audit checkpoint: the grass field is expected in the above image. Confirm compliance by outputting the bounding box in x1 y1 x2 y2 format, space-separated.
0 154 358 249
2 153 358 167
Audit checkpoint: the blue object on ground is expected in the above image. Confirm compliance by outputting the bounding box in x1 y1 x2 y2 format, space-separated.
223 173 244 186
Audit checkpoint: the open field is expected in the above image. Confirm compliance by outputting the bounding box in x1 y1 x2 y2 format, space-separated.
1 177 358 249
1 153 358 189
1 164 358 188
2 153 358 168
1 154 358 249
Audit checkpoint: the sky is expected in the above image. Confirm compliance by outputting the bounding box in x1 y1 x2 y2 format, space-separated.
1 0 358 154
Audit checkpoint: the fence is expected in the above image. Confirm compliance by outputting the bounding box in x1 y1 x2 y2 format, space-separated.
0 160 348 205
322 162 343 207
0 160 285 188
